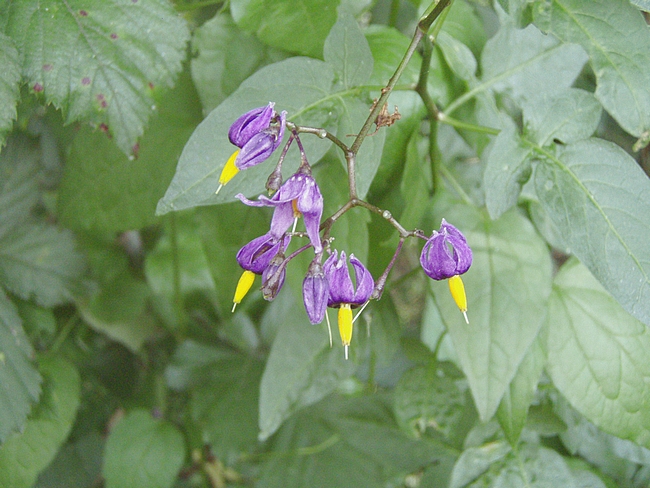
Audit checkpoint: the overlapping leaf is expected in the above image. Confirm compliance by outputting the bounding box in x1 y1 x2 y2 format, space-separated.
532 0 650 138
0 33 20 146
431 195 552 421
5 0 189 154
534 138 650 326
545 259 650 449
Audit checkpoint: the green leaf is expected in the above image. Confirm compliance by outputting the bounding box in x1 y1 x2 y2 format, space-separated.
231 0 340 58
545 259 650 448
323 12 373 89
631 0 650 11
497 336 545 446
0 356 80 488
534 138 650 326
493 444 580 488
5 0 189 155
103 409 185 488
436 31 477 82
365 26 421 87
523 88 603 146
484 117 534 219
0 222 85 307
258 290 356 441
58 70 202 232
480 22 587 104
431 195 553 421
0 33 20 146
0 134 41 237
532 0 650 138
190 12 288 114
449 440 511 488
157 56 337 213
0 292 41 443
399 121 431 230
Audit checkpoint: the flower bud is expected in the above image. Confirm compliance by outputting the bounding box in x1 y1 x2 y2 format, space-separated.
228 103 274 148
302 259 329 324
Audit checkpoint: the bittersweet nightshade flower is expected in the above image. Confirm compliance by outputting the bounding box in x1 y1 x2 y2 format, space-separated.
232 232 290 311
261 253 287 301
324 251 374 359
420 219 472 323
236 167 324 253
302 258 329 326
217 103 287 194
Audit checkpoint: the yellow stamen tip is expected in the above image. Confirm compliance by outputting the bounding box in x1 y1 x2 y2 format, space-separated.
218 150 240 191
233 270 256 311
448 275 468 323
338 304 353 359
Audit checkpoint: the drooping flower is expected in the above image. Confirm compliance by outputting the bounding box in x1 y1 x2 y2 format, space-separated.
217 103 287 193
420 219 472 323
261 253 287 301
231 232 290 311
323 251 374 359
236 166 324 253
302 258 329 325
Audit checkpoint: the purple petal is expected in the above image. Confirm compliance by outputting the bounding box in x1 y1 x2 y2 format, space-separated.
419 232 457 280
236 233 289 274
235 132 275 170
297 179 323 253
349 254 374 304
269 202 295 239
302 261 329 324
228 103 274 147
272 110 287 151
325 251 355 306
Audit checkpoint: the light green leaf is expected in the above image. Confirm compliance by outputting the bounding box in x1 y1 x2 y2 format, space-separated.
631 0 650 11
190 12 288 114
484 117 534 219
437 31 477 82
545 259 650 448
365 26 422 87
231 0 340 58
0 33 20 146
497 336 545 446
156 57 337 214
103 409 185 488
440 0 488 58
0 134 41 237
532 0 650 138
258 291 356 441
399 126 431 230
523 88 602 146
0 292 41 443
6 0 189 154
58 70 202 232
480 22 587 104
431 196 553 421
449 440 511 488
323 12 373 89
0 356 80 488
534 138 650 326
492 444 579 488
0 222 85 307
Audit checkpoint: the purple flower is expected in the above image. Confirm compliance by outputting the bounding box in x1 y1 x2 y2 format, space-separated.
303 259 329 324
235 110 286 170
228 103 275 148
324 251 374 308
236 232 290 275
236 168 324 253
420 219 472 281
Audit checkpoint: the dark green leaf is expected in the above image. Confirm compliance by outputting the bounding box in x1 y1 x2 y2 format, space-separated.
497 336 545 446
231 0 339 58
58 70 202 232
484 117 534 219
0 222 85 307
103 409 185 488
534 138 650 326
0 292 41 443
545 259 650 448
523 88 602 146
532 0 650 137
157 57 337 213
190 12 288 114
0 356 80 488
258 290 356 441
480 22 587 104
0 33 20 146
6 0 189 155
431 195 552 421
323 12 373 89
35 432 104 488
399 127 431 230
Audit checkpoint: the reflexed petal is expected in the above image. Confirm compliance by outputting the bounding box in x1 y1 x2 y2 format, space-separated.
420 233 457 280
349 254 374 304
269 202 295 239
235 132 275 170
228 103 274 147
236 233 289 274
272 110 287 151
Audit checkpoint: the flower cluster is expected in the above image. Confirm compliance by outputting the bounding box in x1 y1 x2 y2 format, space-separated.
223 104 473 359
226 104 374 358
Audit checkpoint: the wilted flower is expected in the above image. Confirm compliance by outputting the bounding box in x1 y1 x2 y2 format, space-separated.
323 251 374 359
261 253 287 301
236 167 324 253
302 258 329 325
217 103 287 193
420 219 472 323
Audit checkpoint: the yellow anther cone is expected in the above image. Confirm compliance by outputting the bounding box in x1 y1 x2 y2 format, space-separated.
232 270 255 312
338 304 353 360
448 274 469 324
216 150 240 195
